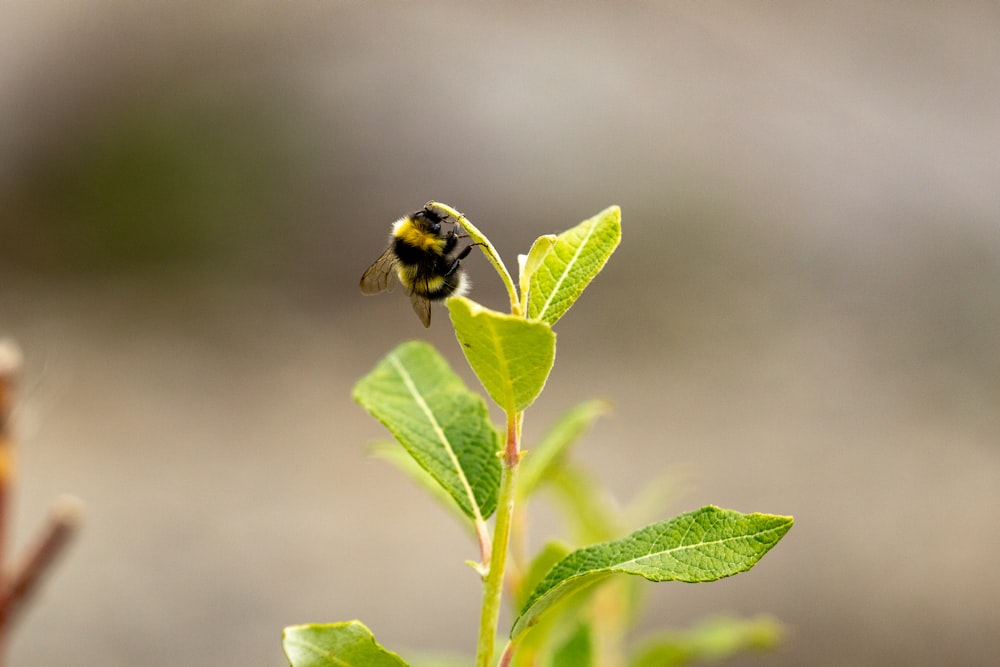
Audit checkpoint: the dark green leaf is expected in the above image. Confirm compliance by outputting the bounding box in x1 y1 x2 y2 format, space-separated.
512 507 793 639
353 341 501 520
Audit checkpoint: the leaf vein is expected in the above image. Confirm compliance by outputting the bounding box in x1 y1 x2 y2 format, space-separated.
388 352 484 523
618 528 782 570
535 220 599 320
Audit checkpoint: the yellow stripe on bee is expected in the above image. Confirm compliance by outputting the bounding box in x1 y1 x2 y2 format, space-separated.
422 275 446 291
397 265 446 293
394 218 447 252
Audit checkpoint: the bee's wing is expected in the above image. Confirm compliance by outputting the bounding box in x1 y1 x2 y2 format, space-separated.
360 247 399 295
408 291 432 328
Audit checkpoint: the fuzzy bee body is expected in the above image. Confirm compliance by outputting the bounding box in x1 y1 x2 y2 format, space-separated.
360 206 473 327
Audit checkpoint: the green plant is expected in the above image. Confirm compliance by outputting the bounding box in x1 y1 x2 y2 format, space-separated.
282 204 793 667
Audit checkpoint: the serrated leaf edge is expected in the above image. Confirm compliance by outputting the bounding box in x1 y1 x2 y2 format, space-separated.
511 508 793 639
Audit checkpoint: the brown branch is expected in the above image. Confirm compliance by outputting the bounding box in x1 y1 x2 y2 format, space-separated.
0 340 83 662
3 495 83 629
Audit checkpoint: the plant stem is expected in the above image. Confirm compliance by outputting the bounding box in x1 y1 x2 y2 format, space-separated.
0 342 81 666
4 495 82 629
475 410 521 667
497 637 520 667
426 201 521 316
426 203 529 664
475 517 492 570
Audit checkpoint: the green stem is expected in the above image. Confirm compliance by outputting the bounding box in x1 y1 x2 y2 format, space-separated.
475 410 521 667
426 201 521 316
426 203 527 665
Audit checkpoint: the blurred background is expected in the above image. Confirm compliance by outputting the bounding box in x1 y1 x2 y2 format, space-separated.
1 1 999 665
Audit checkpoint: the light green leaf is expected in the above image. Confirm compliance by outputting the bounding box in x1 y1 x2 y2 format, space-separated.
552 622 593 667
518 399 611 501
353 341 501 520
283 621 408 667
548 466 622 545
526 206 622 325
511 506 794 640
516 540 573 611
509 541 593 667
518 234 557 313
630 614 784 667
447 296 556 413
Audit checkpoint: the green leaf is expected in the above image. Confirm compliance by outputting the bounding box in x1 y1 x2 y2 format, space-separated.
547 466 622 545
511 506 794 640
516 540 573 611
630 615 784 667
447 296 556 413
518 399 611 501
526 206 622 325
509 542 593 667
518 234 557 313
552 622 593 667
353 341 502 520
283 621 408 667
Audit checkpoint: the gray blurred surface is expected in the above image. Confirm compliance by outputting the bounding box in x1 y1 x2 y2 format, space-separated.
1 2 999 665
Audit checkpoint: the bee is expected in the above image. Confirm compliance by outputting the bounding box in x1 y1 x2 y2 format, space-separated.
360 205 477 327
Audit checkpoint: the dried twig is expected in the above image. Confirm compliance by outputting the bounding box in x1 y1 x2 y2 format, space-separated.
0 340 82 663
4 495 83 629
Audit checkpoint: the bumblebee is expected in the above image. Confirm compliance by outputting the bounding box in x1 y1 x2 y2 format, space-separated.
360 205 476 327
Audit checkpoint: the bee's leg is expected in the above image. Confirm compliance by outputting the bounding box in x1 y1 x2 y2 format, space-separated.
451 221 481 241
454 243 480 260
444 243 484 276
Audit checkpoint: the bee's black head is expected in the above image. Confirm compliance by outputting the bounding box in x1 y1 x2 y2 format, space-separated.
413 207 448 234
